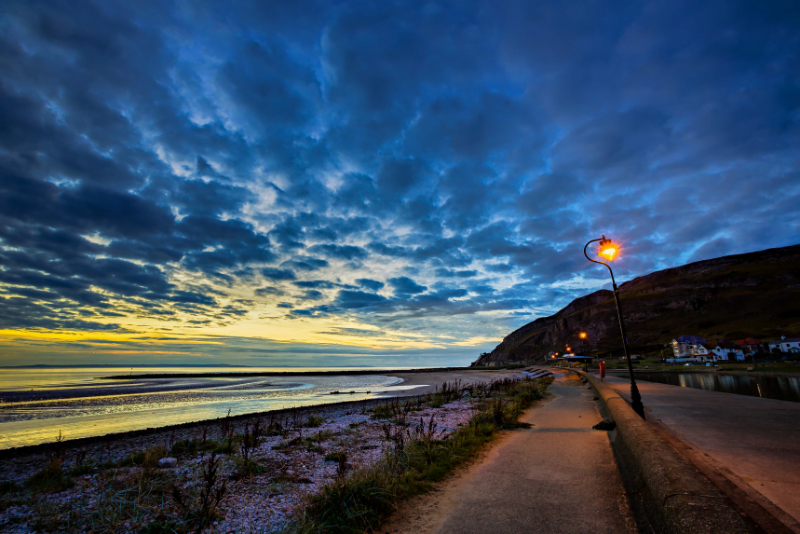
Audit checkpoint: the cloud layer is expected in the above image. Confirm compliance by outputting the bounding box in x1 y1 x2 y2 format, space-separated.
1 0 798 365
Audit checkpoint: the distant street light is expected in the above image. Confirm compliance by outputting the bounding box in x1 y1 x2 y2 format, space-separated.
584 236 645 419
579 332 588 372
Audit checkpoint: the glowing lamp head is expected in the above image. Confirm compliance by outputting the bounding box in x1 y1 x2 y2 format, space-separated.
579 332 587 339
598 236 618 261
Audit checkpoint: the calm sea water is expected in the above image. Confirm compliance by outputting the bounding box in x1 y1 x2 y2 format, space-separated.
0 367 419 449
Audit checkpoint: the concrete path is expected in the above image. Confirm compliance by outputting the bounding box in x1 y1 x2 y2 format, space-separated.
599 373 800 530
382 371 636 534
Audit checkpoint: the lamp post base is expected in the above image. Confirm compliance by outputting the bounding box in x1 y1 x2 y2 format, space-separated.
630 383 646 419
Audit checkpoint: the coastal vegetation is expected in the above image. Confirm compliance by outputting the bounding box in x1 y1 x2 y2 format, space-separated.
283 376 551 534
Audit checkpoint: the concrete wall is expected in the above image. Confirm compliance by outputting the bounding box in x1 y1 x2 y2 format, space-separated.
577 371 758 534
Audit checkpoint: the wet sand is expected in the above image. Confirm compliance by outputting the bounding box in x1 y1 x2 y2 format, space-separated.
0 368 526 452
0 368 524 403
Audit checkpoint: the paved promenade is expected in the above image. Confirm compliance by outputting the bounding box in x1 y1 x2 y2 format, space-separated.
598 373 800 530
384 371 636 534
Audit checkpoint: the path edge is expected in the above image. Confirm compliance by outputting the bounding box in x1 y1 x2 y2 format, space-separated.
575 370 759 534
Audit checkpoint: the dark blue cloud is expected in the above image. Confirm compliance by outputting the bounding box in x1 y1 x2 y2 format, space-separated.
388 277 427 296
262 268 296 281
281 257 329 271
293 280 339 289
356 278 385 291
1 0 798 363
333 290 389 310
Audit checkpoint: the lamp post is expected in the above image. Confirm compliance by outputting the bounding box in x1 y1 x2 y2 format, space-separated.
579 332 588 372
584 236 645 419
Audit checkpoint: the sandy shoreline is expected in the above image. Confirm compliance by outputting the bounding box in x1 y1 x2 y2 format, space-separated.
0 368 525 457
0 368 544 534
100 366 515 380
0 367 525 404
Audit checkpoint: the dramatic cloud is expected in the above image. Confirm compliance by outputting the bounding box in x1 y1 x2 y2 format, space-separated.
0 0 798 366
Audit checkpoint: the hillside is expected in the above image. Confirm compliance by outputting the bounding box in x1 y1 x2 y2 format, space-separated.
474 244 800 365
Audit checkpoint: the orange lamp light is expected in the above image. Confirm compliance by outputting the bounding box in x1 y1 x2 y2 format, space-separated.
598 237 618 261
579 332 587 339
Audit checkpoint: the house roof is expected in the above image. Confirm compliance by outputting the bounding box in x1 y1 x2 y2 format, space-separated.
781 338 800 343
736 337 761 345
700 342 716 350
715 340 740 350
674 335 707 343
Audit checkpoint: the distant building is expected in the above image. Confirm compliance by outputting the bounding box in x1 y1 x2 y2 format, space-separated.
711 340 745 361
671 335 707 358
735 338 763 354
668 336 748 363
694 343 714 362
767 337 800 353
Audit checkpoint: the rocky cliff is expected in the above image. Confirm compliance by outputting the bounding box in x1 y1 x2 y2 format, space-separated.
474 244 800 365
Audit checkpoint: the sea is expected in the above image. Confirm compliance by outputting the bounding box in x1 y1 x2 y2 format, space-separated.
0 367 420 449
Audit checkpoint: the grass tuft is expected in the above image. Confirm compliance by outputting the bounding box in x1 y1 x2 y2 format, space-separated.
26 459 74 493
303 414 326 428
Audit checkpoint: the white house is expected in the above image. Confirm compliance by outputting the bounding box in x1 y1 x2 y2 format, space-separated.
667 337 747 363
710 341 746 361
768 337 800 353
694 343 714 362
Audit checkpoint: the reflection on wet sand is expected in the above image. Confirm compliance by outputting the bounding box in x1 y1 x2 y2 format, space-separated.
0 371 404 448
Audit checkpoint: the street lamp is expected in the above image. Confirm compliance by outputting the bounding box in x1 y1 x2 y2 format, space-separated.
584 236 645 419
579 332 588 372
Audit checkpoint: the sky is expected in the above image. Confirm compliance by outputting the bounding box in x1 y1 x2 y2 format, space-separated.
1 0 798 367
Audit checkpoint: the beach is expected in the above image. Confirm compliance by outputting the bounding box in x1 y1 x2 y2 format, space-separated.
0 368 543 534
0 367 525 450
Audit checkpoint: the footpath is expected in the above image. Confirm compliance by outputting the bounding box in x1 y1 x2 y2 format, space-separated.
599 373 800 533
382 370 636 534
